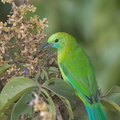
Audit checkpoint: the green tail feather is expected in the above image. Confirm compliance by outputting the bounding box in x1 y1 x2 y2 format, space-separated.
85 102 106 120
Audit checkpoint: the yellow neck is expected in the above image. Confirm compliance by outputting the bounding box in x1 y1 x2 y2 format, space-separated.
57 35 78 63
58 45 70 62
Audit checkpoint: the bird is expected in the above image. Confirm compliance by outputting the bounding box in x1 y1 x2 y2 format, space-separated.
43 32 106 120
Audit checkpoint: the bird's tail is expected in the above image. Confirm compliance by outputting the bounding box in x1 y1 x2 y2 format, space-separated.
85 102 106 120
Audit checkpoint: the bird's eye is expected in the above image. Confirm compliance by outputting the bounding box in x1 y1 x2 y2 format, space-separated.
54 39 59 43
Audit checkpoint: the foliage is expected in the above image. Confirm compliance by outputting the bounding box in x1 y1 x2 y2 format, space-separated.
0 0 120 120
0 0 48 87
101 86 120 114
0 77 37 115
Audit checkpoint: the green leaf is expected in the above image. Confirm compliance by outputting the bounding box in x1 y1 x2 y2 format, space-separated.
0 64 11 76
101 99 120 114
41 88 56 119
11 90 34 120
0 77 38 116
42 78 76 106
59 96 74 119
42 78 76 119
104 86 120 105
101 86 120 113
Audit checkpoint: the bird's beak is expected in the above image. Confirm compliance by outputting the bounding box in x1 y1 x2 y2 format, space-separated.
41 43 53 50
33 43 52 59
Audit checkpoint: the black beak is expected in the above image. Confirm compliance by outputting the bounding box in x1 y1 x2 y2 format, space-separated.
41 43 52 50
33 43 52 59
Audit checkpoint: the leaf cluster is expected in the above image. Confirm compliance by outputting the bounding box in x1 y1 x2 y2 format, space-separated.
0 0 48 84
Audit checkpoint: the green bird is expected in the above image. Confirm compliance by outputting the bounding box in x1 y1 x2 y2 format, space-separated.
43 32 106 120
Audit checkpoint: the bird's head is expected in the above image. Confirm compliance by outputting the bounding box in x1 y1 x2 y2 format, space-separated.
42 32 74 50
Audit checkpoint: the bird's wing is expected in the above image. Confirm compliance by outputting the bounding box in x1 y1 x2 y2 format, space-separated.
58 48 98 103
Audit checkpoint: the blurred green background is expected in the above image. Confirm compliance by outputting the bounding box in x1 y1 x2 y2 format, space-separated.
0 0 120 119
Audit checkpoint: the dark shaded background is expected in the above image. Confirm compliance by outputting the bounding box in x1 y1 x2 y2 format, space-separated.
0 0 120 119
